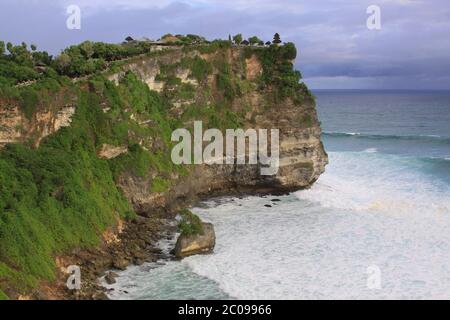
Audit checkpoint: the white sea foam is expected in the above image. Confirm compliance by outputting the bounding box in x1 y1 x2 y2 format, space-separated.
109 151 450 300
183 152 450 299
341 132 360 135
325 131 361 136
363 148 378 153
297 152 450 214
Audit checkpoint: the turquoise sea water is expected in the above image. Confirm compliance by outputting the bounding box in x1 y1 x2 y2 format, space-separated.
107 90 450 300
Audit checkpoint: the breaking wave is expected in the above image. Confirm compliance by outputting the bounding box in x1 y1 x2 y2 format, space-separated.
323 132 450 145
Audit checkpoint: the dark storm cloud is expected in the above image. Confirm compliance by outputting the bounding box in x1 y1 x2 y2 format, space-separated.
1 0 449 89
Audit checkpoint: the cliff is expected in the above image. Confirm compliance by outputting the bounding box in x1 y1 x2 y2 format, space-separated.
113 46 327 213
0 41 327 299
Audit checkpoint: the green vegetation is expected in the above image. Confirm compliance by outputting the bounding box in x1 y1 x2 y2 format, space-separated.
298 113 314 127
0 42 51 86
110 144 153 178
192 39 232 54
248 36 262 46
182 57 213 82
233 34 243 45
19 88 39 119
245 42 313 102
0 89 136 294
161 34 206 45
161 56 213 83
151 176 170 193
0 70 187 297
0 35 313 297
0 288 8 300
54 41 156 77
178 209 204 236
0 37 173 88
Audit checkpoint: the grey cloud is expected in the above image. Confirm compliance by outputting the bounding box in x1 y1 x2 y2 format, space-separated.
0 0 449 89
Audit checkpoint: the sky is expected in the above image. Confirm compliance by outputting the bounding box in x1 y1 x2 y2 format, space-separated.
1 0 450 89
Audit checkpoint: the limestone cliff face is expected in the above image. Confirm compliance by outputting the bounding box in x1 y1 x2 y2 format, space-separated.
111 47 328 213
0 100 75 148
0 46 327 214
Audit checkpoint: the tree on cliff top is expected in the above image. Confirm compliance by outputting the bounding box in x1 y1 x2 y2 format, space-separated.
282 42 297 60
233 34 243 45
248 36 262 46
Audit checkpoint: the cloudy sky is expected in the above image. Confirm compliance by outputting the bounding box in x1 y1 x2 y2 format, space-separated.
1 0 449 89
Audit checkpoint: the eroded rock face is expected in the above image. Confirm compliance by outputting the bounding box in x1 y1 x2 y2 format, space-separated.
174 223 216 258
97 144 128 159
0 46 327 214
0 103 75 148
116 48 328 214
245 54 263 80
0 45 328 300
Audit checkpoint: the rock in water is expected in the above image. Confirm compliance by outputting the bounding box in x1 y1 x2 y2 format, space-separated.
174 223 216 259
104 272 118 285
112 257 129 271
92 292 109 300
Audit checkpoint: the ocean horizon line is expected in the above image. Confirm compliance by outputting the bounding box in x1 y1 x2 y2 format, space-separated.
311 88 450 92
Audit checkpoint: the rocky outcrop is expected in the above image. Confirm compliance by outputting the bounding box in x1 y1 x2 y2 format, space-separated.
97 144 128 159
115 48 328 214
174 223 216 258
104 272 118 285
106 47 186 92
33 215 175 300
0 103 75 148
0 43 328 300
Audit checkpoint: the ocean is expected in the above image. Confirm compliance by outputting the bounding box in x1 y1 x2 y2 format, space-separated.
106 90 450 300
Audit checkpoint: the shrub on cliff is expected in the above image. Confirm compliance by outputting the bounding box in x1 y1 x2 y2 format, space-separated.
233 34 243 45
282 42 297 60
248 36 262 46
0 72 183 297
19 88 39 119
186 57 213 82
0 41 54 86
52 41 157 78
245 42 312 102
195 40 231 54
0 89 136 295
178 209 204 236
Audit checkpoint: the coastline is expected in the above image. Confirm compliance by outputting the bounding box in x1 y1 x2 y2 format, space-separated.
32 213 175 300
33 188 295 300
0 43 328 299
